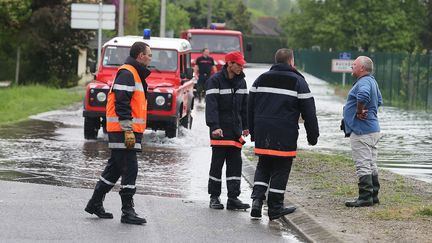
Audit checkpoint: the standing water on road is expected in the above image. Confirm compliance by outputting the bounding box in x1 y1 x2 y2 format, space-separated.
0 64 430 186
0 93 301 241
0 64 431 186
2 63 430 240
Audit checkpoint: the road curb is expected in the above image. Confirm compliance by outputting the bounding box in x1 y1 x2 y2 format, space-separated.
241 154 342 243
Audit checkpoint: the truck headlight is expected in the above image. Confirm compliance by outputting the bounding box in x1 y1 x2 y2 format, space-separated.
155 95 166 106
96 92 107 102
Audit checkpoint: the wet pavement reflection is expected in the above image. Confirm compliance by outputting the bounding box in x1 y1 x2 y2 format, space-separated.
1 64 431 240
1 65 431 185
0 91 302 241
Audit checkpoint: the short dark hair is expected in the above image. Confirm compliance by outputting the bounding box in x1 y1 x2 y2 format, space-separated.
275 48 294 64
130 42 150 59
202 48 209 52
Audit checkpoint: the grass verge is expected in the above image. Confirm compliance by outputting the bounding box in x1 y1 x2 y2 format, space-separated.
331 83 351 98
244 147 432 221
0 85 84 125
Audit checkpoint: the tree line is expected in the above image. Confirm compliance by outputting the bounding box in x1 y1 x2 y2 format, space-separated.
0 0 251 87
281 0 432 53
1 0 432 87
124 0 251 37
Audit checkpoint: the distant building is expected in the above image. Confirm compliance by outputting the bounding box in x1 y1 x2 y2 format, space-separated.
252 17 282 36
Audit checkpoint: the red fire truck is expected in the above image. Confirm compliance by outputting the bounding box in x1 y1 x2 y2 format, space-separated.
83 35 195 139
180 27 244 71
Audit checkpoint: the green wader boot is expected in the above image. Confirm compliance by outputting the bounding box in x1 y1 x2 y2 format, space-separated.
345 174 373 207
372 175 380 204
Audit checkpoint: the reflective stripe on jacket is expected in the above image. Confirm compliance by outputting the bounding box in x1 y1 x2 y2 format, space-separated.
106 64 147 133
248 63 319 158
210 137 246 149
205 66 248 148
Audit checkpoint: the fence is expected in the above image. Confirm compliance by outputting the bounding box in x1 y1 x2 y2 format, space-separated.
243 35 288 64
295 49 432 111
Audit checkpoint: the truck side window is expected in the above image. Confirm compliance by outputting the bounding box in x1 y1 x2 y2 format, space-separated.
180 53 191 72
180 54 184 74
185 53 191 69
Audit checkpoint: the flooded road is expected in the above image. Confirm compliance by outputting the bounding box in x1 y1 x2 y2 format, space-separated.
0 64 430 240
0 72 302 240
0 65 431 185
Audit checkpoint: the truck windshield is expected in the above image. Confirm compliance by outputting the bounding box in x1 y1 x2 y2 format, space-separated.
189 34 240 54
103 46 177 71
103 46 130 67
149 49 177 71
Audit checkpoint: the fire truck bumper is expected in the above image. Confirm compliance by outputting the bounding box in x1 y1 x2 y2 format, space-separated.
83 111 106 118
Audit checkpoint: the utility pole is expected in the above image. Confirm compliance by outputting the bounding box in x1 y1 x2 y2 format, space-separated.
15 46 20 85
160 0 166 37
97 1 102 70
118 0 124 36
207 0 212 27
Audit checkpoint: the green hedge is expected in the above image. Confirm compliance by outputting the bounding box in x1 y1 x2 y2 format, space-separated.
243 35 288 63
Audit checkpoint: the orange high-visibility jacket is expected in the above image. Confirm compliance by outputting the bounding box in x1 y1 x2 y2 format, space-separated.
106 64 147 133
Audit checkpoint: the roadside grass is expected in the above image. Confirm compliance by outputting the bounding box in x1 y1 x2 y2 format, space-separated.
416 206 432 216
244 147 432 221
0 85 84 125
331 83 351 98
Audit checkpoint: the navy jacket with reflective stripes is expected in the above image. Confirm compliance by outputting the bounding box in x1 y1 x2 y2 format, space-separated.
205 66 248 144
248 63 319 157
107 56 150 150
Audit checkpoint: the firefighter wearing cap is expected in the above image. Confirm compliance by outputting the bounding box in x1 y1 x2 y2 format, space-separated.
248 48 319 220
85 41 151 225
205 51 250 210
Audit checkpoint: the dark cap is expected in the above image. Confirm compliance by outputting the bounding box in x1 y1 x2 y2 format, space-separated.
225 51 246 65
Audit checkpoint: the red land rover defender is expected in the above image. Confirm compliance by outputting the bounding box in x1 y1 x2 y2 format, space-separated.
83 35 195 139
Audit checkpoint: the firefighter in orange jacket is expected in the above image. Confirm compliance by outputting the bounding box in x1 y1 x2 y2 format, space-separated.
249 49 319 220
205 52 250 210
85 42 152 225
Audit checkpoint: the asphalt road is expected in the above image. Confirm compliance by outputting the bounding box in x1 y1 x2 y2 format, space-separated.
0 180 302 242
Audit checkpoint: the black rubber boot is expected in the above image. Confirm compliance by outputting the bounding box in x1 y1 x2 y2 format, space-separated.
267 192 296 220
85 192 113 219
209 196 224 210
345 175 374 207
120 195 146 225
227 197 250 210
372 175 380 204
250 199 263 219
268 206 296 221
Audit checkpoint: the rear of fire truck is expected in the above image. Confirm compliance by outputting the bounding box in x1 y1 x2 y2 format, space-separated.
180 25 244 71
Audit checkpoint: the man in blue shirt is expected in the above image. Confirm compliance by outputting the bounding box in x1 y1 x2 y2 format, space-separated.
343 56 383 207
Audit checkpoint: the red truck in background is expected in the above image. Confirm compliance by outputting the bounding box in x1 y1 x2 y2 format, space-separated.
180 27 244 71
83 35 195 139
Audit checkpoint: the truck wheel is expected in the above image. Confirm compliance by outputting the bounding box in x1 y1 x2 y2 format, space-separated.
165 116 180 138
180 112 193 129
84 117 100 139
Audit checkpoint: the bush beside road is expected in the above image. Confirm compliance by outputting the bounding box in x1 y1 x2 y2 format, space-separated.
244 147 432 242
0 85 84 125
